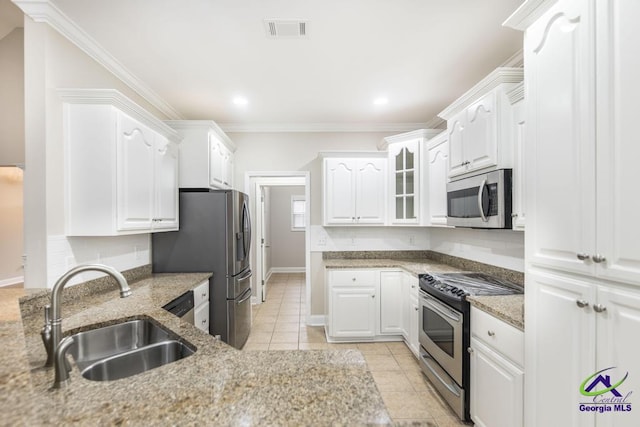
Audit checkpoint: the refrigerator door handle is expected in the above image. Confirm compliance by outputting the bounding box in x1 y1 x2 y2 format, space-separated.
236 288 253 305
238 270 253 282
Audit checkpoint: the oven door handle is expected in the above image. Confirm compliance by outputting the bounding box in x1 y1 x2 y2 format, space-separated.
421 295 460 323
421 353 461 398
477 178 488 222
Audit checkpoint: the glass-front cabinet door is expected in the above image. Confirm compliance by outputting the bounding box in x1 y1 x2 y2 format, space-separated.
389 140 419 224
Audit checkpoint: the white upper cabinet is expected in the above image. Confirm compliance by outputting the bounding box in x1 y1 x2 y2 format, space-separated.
382 129 441 225
165 120 236 190
508 0 640 285
438 68 524 180
425 131 449 227
62 89 181 236
323 154 387 226
507 83 526 231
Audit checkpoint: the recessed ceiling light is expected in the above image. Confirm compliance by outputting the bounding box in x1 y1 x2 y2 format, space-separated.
233 97 249 106
373 97 388 105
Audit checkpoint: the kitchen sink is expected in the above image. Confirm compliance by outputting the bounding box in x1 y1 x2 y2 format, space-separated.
80 340 194 381
66 318 195 381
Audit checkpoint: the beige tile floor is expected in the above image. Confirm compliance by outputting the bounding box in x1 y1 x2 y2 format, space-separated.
243 273 471 426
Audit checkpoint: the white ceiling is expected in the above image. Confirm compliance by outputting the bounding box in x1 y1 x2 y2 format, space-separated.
45 0 523 130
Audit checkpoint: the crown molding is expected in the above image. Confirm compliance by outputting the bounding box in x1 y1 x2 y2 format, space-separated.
437 67 524 120
218 122 431 133
14 0 183 120
165 120 236 151
58 88 182 143
503 0 558 31
317 151 387 159
378 128 443 151
424 116 446 129
500 49 524 68
506 81 525 105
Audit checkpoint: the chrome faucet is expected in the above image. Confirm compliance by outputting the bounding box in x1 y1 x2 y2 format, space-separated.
43 264 132 388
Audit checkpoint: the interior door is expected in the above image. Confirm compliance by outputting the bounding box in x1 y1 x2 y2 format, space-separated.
260 186 269 302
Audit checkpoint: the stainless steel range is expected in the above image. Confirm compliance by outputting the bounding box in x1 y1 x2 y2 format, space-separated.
418 272 523 421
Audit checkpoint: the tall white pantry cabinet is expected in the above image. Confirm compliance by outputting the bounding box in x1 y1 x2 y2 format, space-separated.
505 1 640 426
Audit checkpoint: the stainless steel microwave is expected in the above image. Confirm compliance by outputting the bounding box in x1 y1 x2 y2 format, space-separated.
446 169 512 229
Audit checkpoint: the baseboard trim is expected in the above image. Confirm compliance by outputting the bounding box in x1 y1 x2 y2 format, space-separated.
265 269 273 283
270 267 306 273
0 276 24 287
306 315 326 326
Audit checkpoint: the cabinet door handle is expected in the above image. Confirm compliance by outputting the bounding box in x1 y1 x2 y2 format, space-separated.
592 254 607 263
414 307 419 311
593 304 607 313
467 347 474 354
487 330 495 337
577 253 591 261
201 319 207 324
576 300 589 308
352 278 356 282
371 294 375 298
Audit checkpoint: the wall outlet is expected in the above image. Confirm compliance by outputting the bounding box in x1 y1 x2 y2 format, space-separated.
317 236 327 246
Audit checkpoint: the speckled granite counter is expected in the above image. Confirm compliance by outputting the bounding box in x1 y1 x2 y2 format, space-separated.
2 272 390 426
323 258 462 275
466 295 524 331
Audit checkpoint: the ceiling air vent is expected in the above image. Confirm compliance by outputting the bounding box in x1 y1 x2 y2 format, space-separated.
264 19 308 38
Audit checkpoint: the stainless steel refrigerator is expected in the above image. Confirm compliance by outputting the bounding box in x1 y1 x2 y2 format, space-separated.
152 189 252 349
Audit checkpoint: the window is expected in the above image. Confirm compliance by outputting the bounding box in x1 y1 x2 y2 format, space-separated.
291 195 305 231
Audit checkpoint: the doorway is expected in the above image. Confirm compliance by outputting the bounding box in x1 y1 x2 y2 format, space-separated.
245 172 310 322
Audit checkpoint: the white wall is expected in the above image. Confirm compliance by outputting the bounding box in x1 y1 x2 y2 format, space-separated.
269 186 305 270
0 167 24 285
0 27 24 165
23 19 168 288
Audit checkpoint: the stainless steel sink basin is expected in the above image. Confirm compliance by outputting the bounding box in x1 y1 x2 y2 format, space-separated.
80 340 194 381
66 318 195 381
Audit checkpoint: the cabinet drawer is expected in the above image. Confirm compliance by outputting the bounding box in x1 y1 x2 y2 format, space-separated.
329 270 377 286
194 301 210 333
193 280 209 307
471 307 524 367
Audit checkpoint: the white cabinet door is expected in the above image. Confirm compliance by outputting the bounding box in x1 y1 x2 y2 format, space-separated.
511 97 526 231
389 141 419 224
595 0 640 287
329 287 377 338
470 338 524 427
324 158 356 224
426 132 449 226
153 136 179 230
525 0 597 276
526 269 596 427
447 112 466 177
379 271 403 335
595 286 640 427
464 91 497 173
209 136 225 188
194 301 210 333
117 111 154 231
355 158 386 224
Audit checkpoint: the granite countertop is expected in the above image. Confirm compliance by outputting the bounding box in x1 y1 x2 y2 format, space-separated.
466 295 524 331
323 258 462 275
2 273 389 426
324 256 525 331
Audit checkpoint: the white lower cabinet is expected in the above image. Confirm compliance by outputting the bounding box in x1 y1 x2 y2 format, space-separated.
526 269 640 427
380 271 404 335
469 307 524 427
326 269 419 353
405 273 420 356
193 280 210 333
329 287 377 338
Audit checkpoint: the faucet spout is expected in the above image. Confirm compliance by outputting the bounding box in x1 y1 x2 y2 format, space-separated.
46 264 132 371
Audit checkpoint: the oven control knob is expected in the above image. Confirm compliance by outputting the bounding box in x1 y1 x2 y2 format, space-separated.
450 287 458 294
457 290 466 297
424 274 434 283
